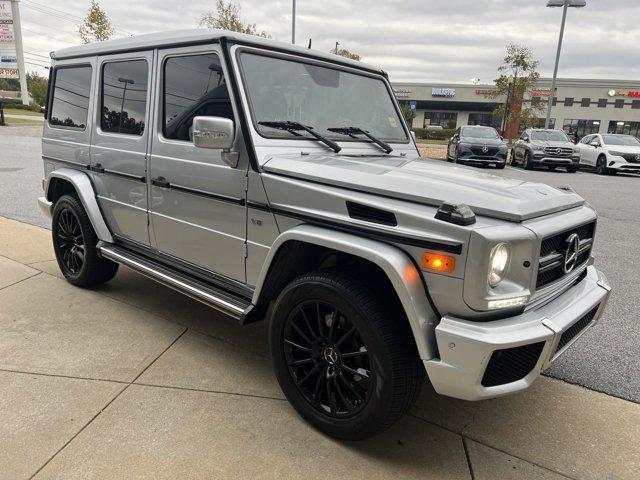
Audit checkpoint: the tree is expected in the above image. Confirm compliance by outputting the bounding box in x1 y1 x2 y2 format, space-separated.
485 43 543 136
199 0 270 38
400 102 415 128
79 1 115 44
27 72 48 107
333 47 361 61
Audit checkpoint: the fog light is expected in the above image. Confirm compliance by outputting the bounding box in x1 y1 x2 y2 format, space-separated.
487 296 528 310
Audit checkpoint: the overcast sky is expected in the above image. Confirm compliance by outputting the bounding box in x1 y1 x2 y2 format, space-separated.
18 0 640 84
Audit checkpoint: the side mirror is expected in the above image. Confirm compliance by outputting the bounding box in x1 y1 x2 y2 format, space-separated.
192 116 235 151
589 140 599 147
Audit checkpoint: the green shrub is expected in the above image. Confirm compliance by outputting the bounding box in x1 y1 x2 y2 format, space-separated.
412 128 455 141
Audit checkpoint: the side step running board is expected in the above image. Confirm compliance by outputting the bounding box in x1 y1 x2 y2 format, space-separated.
99 244 252 320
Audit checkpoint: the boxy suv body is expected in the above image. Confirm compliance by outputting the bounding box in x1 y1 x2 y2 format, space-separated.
513 128 580 172
38 30 611 440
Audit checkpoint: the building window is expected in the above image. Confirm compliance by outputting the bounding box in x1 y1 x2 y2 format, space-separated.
632 100 640 110
598 98 607 108
564 97 574 107
615 99 624 109
531 118 556 129
581 97 590 107
423 111 457 129
101 60 148 136
608 121 640 137
552 97 558 106
563 119 601 138
163 53 234 141
468 112 500 128
49 65 92 130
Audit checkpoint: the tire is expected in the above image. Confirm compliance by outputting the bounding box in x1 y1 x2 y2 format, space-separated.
548 165 557 171
446 146 454 162
495 163 506 169
523 151 533 170
567 164 579 173
269 270 423 440
52 194 118 287
596 156 608 175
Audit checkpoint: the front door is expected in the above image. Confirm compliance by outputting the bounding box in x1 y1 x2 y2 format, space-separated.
90 52 154 245
148 45 247 282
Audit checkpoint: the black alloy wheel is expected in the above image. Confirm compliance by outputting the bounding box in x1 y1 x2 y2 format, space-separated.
523 151 533 170
283 300 371 418
56 208 85 275
596 156 608 175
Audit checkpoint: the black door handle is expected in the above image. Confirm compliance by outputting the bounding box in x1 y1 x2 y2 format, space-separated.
151 176 170 188
90 163 105 173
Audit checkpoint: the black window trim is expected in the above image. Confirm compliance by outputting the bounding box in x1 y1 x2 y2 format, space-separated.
234 45 411 146
47 62 93 132
98 56 150 138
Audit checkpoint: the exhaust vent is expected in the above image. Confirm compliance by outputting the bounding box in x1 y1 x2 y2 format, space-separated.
346 201 397 226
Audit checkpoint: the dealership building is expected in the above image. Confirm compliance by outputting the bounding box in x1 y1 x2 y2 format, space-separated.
392 78 640 138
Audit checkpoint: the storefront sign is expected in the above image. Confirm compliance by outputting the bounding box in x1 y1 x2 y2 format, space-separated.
532 88 556 97
432 87 455 98
608 89 640 97
475 89 499 96
393 88 412 98
0 0 18 79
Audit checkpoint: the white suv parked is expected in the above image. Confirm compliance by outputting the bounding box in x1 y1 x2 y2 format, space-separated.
576 134 640 175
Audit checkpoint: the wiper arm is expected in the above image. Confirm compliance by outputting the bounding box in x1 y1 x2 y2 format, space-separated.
327 126 393 154
258 121 341 153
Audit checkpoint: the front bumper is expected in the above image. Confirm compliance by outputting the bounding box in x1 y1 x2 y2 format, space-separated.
608 159 640 173
532 154 579 165
424 265 611 401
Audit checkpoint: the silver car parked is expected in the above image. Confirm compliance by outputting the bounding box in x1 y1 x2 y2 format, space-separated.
38 30 611 440
512 128 580 172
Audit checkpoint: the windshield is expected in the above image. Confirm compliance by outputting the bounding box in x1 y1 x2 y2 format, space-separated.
239 52 407 143
461 127 499 139
602 135 640 146
531 130 569 142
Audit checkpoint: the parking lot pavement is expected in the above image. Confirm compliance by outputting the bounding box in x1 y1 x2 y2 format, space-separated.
1 126 639 400
0 215 639 480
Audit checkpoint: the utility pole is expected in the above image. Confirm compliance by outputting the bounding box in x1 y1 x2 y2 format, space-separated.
10 0 29 105
334 41 340 54
291 0 296 44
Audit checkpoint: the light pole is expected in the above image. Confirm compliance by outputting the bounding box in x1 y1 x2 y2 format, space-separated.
117 77 134 133
334 41 340 54
544 0 586 129
291 0 296 44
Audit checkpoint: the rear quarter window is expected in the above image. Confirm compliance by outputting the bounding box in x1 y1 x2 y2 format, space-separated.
49 65 92 130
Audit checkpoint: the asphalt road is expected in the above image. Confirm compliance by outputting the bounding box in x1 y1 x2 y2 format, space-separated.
1 125 638 403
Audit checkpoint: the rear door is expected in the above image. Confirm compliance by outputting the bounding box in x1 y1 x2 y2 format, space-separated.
90 52 153 245
147 44 247 282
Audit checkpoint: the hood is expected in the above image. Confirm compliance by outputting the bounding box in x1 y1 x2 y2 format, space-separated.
605 145 640 154
531 140 575 148
459 137 505 147
262 154 586 223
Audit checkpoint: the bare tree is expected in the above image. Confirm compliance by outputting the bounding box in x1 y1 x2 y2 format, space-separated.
333 47 361 61
78 0 115 44
199 0 270 38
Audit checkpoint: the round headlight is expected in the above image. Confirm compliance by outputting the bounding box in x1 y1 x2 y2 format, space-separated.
488 243 510 287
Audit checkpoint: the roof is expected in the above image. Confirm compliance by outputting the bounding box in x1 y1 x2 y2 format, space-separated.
50 29 383 74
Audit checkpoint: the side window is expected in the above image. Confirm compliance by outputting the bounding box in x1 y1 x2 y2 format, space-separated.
101 59 149 136
580 135 593 144
520 132 528 141
49 65 92 129
163 53 234 142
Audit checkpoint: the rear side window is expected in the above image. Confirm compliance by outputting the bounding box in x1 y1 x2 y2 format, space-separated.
163 53 234 141
101 60 149 136
49 66 92 129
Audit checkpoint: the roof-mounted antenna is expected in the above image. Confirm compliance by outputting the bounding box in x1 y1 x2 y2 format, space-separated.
307 38 312 49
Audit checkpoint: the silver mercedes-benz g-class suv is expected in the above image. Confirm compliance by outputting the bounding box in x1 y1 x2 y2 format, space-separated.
38 30 611 440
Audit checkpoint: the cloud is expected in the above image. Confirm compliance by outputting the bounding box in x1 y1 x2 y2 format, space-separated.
17 0 640 84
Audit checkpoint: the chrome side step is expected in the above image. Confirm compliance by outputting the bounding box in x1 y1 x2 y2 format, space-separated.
99 244 252 320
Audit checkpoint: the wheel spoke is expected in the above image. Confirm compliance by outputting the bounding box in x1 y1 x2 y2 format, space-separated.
315 302 325 339
311 369 324 404
327 308 337 340
326 375 337 414
338 372 364 402
288 357 314 367
299 308 319 341
284 339 311 353
342 364 370 379
332 376 350 410
340 347 368 359
290 320 313 346
335 326 356 347
296 363 321 386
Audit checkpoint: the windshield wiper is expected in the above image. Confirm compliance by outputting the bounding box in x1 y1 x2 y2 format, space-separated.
258 121 341 153
327 127 393 154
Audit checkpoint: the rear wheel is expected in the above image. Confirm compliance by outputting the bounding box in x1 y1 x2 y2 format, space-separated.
269 270 423 440
52 195 118 286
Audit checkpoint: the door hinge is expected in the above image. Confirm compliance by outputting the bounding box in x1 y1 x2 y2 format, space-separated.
243 243 248 259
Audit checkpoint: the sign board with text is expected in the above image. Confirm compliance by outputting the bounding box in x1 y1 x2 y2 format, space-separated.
0 0 18 79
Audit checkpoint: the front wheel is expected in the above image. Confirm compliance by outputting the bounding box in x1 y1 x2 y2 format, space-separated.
596 156 608 175
567 164 579 173
269 270 423 440
52 195 118 286
523 151 533 170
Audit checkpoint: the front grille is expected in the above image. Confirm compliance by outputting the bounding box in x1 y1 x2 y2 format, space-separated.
481 342 545 387
536 222 595 289
621 153 640 163
471 146 499 157
544 146 574 157
555 304 600 355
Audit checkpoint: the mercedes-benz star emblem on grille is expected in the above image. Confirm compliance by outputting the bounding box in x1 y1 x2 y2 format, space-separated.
555 147 562 155
563 233 580 274
482 146 489 154
636 154 640 161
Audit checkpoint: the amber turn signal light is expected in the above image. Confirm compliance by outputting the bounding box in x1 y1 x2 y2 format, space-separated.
422 252 455 273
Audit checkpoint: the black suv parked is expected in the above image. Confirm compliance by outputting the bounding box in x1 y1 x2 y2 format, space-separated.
447 125 508 169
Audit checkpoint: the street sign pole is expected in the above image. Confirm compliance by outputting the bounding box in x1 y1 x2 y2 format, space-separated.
10 0 28 105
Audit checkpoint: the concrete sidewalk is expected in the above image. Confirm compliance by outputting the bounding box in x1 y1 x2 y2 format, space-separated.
0 216 637 480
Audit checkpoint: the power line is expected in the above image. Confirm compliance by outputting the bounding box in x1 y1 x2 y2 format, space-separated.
23 0 84 21
25 50 50 60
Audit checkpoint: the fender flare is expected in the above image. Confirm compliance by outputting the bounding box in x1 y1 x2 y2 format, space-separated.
252 224 440 360
46 168 114 243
